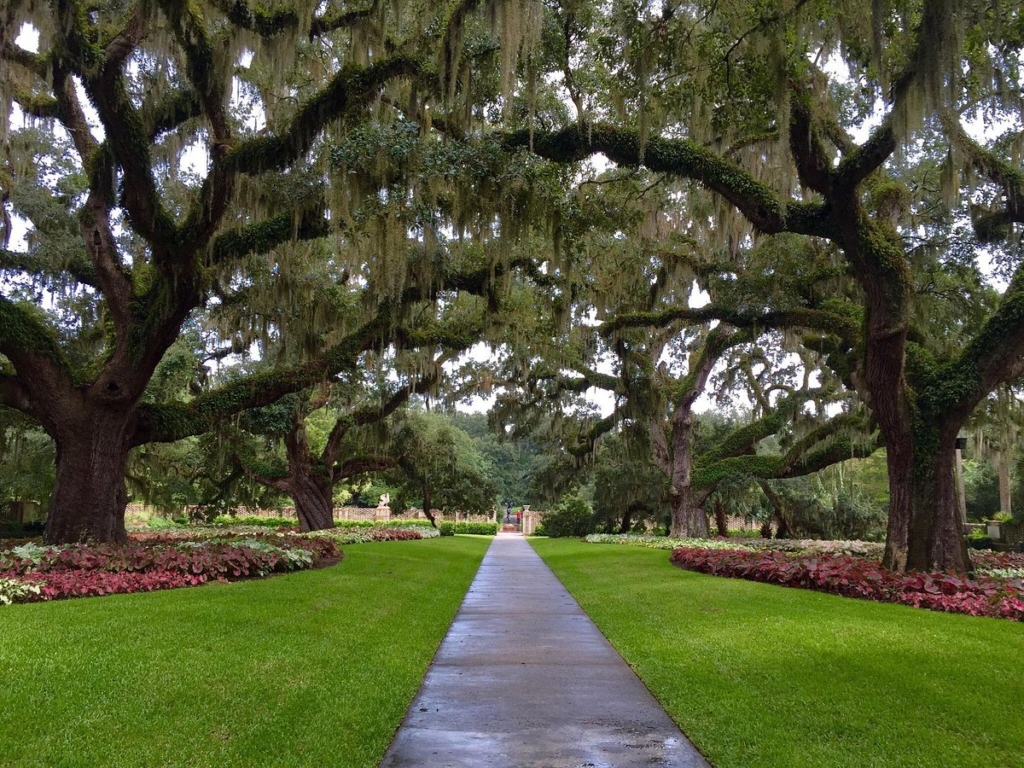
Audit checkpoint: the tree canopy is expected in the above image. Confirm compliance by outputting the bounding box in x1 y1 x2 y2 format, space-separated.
2 0 1024 574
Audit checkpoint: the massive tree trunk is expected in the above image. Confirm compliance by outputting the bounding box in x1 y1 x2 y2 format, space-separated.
906 439 970 572
881 432 915 571
666 392 710 538
289 469 335 532
619 505 635 534
45 407 133 545
669 486 710 538
282 422 336 532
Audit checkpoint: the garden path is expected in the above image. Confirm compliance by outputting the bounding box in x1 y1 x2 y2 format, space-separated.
379 532 710 767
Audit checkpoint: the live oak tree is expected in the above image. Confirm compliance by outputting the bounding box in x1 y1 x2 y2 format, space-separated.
231 349 457 531
488 0 1024 572
0 0 547 543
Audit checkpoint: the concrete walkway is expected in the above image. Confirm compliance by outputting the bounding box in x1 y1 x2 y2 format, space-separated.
380 533 710 767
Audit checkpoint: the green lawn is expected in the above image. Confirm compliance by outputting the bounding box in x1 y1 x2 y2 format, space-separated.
0 536 489 768
531 538 1024 768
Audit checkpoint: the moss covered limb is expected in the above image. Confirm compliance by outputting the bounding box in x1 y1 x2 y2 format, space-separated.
322 363 447 467
209 205 330 265
55 4 178 261
566 412 618 458
693 415 874 492
833 0 954 193
674 327 752 407
700 413 785 468
51 61 98 163
401 256 541 303
146 87 203 140
693 455 784 492
235 447 291 492
0 248 98 288
212 0 299 37
788 87 834 196
309 8 376 38
227 55 424 176
928 267 1024 423
102 4 144 66
336 455 394 480
132 316 387 445
0 373 32 413
946 116 1024 224
0 40 48 78
601 305 858 342
157 0 236 252
158 0 230 141
0 296 75 405
778 413 875 475
10 91 59 120
512 123 833 238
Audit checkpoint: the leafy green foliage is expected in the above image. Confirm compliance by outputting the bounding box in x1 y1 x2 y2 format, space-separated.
450 522 498 535
389 411 497 516
584 534 754 552
536 493 595 538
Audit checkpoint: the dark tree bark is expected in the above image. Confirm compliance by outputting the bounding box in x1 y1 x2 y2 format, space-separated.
618 504 635 534
758 481 793 540
422 486 436 527
289 471 335 532
904 424 970 572
45 407 133 544
714 499 729 538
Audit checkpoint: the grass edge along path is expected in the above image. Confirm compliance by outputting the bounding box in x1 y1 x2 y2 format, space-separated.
530 538 1024 768
0 536 490 768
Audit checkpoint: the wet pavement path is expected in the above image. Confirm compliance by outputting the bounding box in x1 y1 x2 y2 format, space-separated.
380 533 710 767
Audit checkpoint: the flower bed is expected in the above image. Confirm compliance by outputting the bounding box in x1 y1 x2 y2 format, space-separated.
0 533 341 606
583 534 883 558
729 538 886 558
585 534 754 552
669 547 1024 621
303 527 437 545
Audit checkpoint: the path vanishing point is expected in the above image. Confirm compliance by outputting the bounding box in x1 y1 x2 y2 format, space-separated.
380 532 711 767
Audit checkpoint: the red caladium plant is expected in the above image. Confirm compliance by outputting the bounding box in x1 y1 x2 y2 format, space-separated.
670 548 1024 621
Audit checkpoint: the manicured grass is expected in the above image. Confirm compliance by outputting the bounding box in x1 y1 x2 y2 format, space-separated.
0 536 489 768
531 538 1024 768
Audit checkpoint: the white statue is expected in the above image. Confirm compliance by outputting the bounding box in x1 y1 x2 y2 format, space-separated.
377 493 390 508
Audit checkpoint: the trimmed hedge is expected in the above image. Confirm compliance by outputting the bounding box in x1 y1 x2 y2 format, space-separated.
438 522 498 536
454 522 498 535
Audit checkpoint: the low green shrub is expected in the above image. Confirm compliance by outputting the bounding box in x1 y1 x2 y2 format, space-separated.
146 516 186 530
537 494 595 538
0 522 44 538
334 519 434 529
585 534 754 551
210 515 295 528
439 522 455 536
967 529 994 550
733 538 885 558
453 522 498 535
